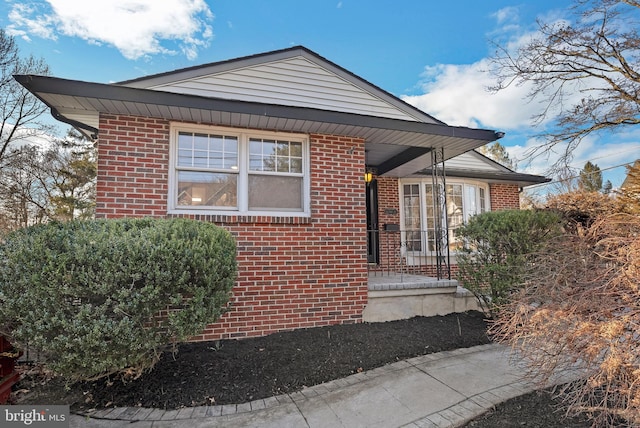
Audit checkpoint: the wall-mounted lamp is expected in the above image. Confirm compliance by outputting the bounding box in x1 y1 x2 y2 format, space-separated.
364 170 373 183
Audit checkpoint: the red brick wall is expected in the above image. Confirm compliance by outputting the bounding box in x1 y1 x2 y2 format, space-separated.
375 176 401 269
489 183 520 210
377 176 400 229
96 114 368 341
96 115 170 218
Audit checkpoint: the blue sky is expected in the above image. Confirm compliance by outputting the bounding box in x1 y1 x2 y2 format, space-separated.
2 0 638 189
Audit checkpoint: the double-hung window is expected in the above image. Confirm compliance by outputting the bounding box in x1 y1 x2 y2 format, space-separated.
169 124 309 216
400 180 489 253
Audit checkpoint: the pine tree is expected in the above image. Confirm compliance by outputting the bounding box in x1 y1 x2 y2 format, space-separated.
478 142 515 169
578 161 602 192
44 130 97 221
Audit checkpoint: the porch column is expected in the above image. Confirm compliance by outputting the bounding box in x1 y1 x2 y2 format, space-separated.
430 148 451 280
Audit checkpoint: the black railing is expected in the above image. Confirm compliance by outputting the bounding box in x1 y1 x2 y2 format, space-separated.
367 229 451 280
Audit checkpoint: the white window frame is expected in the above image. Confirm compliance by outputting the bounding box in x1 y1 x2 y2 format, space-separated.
398 178 490 254
168 123 311 217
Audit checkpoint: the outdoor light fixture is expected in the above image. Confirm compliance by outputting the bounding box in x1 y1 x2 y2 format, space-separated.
364 170 373 183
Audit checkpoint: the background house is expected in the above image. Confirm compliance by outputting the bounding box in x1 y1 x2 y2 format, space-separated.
17 46 547 340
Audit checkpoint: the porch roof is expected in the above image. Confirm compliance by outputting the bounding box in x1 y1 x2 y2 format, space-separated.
15 74 502 176
417 168 551 187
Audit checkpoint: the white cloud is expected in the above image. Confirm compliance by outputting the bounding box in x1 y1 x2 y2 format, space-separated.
492 6 519 25
402 59 547 131
7 3 57 42
7 0 214 60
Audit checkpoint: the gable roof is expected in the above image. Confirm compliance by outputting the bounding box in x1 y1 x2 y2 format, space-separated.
119 46 442 124
414 150 550 187
15 46 507 177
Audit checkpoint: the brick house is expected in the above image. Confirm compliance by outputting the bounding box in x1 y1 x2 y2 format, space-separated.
16 46 548 340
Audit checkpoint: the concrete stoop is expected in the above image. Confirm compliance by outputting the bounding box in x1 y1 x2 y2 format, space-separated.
364 274 481 322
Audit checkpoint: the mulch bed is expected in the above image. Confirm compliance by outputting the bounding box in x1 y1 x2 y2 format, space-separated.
16 311 490 410
463 387 592 428
14 310 599 427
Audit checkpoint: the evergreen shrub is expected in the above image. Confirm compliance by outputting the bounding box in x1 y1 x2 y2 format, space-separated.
0 218 236 381
455 209 563 317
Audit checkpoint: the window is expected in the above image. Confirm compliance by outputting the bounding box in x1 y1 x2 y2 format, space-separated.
403 184 421 251
169 125 309 216
400 180 489 252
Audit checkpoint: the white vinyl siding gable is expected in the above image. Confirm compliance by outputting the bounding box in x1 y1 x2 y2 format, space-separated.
444 151 510 172
147 57 421 121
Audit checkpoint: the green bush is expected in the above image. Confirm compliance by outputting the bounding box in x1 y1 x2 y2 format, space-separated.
0 218 236 381
455 209 563 317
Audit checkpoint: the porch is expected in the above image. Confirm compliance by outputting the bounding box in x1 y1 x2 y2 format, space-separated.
363 272 479 322
363 223 479 321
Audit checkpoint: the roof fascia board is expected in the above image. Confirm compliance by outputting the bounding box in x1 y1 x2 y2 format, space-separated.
418 168 550 184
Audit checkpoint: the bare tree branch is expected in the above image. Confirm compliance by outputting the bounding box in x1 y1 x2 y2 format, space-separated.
0 30 50 164
490 0 640 167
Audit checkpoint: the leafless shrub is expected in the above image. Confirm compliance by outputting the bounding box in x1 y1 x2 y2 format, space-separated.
490 213 640 427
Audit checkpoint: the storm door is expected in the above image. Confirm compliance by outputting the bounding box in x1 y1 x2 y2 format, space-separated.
366 179 379 264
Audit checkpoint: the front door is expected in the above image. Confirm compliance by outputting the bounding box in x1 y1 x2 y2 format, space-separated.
366 179 379 264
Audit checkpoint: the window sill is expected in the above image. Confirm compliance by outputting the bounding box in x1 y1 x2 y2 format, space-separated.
167 210 311 225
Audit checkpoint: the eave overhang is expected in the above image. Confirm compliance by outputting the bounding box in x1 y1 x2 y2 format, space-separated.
15 74 502 175
417 168 551 189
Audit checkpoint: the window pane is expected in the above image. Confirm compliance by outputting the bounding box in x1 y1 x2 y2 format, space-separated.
262 139 277 172
466 185 478 217
194 133 208 151
249 138 302 173
291 158 302 173
277 157 290 172
209 135 223 152
402 184 421 251
177 171 237 207
290 142 302 157
178 149 192 166
222 137 238 170
193 150 208 167
447 184 464 228
290 142 303 173
177 132 237 170
178 133 193 166
248 175 303 210
446 184 464 251
479 187 486 212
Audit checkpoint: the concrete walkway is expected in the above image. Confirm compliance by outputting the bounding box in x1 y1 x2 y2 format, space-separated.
68 343 566 428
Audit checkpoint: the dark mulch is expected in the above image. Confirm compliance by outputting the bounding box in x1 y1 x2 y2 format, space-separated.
16 311 489 410
463 387 592 428
14 310 593 427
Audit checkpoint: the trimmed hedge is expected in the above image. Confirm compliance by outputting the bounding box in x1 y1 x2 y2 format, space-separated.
0 218 236 381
